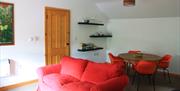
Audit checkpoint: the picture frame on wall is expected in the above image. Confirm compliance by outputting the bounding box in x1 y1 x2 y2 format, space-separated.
0 2 14 46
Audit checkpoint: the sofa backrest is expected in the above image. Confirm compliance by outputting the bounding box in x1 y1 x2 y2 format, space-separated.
60 56 88 79
81 61 124 84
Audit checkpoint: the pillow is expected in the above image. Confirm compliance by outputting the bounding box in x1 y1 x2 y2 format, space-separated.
60 56 88 79
59 74 79 85
43 74 79 86
81 62 123 84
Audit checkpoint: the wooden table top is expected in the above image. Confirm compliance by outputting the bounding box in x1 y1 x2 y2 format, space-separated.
118 53 162 62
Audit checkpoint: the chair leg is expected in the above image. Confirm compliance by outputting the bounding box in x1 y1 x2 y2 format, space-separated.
163 69 166 79
148 75 152 85
132 72 137 85
137 74 141 91
166 69 171 83
126 63 130 75
152 74 156 91
126 62 128 73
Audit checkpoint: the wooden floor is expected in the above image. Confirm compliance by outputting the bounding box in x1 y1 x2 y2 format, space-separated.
125 72 180 91
7 83 37 91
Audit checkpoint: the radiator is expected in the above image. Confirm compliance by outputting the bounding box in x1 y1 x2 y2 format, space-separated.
0 59 11 77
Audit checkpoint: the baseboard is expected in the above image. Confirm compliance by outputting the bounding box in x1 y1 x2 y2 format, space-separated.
157 71 180 78
0 79 38 91
169 72 180 78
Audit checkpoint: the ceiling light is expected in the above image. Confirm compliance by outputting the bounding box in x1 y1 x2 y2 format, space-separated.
123 0 135 6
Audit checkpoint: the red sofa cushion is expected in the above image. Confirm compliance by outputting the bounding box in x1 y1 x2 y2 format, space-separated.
43 74 79 88
91 75 129 91
60 56 88 79
81 62 124 84
59 74 80 85
61 82 95 91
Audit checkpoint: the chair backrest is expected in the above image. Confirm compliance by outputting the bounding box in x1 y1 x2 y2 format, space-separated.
160 54 172 63
108 52 125 63
135 61 157 75
108 53 123 62
128 50 141 54
158 54 172 68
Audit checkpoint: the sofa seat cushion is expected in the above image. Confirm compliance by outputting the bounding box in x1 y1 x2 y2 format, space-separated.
61 81 95 91
43 73 79 88
60 56 88 79
81 62 124 84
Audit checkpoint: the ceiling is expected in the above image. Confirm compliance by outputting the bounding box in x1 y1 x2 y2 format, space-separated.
91 0 180 19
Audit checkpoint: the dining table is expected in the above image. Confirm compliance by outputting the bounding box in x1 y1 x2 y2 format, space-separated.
118 53 162 62
118 53 162 74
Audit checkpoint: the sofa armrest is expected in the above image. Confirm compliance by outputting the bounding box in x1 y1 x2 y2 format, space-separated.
37 64 61 80
91 75 129 91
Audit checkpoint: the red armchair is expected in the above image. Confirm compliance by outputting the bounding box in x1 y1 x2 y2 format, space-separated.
37 56 129 91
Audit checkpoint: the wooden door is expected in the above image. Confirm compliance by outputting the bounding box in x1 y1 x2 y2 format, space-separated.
45 7 70 65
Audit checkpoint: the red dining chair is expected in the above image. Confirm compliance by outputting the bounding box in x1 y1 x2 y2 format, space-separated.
158 54 172 83
132 60 157 91
108 52 125 68
127 50 142 74
128 50 141 54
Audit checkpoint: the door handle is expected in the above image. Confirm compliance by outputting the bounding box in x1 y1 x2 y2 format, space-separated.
66 43 70 45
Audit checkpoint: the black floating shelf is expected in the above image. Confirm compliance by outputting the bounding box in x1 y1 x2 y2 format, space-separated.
78 22 104 26
78 47 103 52
89 35 112 38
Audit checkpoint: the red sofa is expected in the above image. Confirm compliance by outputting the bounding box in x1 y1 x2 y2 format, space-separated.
37 56 129 91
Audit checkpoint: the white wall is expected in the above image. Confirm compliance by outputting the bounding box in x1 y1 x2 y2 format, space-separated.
107 17 180 74
0 0 108 87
